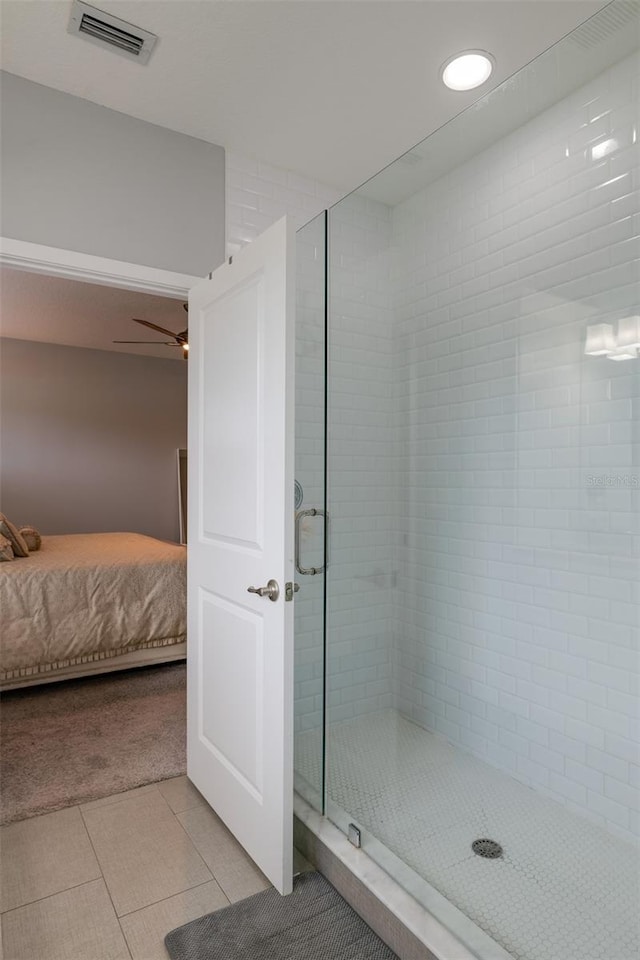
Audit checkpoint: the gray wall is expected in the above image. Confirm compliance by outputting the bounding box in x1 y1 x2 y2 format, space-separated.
0 72 225 276
0 338 187 542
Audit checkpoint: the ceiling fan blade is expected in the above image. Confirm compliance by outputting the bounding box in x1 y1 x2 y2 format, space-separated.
112 340 181 345
132 318 180 338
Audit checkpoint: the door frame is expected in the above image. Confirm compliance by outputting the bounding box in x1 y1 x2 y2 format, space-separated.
0 237 202 297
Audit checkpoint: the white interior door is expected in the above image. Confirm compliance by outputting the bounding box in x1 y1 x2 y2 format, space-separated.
187 216 295 895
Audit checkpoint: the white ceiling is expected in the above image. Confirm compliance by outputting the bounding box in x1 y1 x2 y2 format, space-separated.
0 267 188 360
365 1 639 204
0 0 608 192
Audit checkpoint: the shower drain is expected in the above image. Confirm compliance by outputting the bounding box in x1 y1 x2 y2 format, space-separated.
472 838 503 859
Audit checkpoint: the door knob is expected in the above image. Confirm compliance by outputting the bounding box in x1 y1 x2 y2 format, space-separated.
247 579 280 602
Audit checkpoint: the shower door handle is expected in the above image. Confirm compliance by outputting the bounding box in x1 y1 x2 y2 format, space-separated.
295 508 327 575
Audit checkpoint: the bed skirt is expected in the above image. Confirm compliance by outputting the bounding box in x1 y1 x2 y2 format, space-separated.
0 636 186 688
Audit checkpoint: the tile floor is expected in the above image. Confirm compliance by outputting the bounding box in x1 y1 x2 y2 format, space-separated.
296 710 640 960
1 777 310 960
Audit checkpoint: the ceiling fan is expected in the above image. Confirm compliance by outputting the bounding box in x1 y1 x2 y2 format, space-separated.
113 303 189 357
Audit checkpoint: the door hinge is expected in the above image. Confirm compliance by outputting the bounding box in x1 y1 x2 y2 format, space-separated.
284 581 300 602
348 823 362 848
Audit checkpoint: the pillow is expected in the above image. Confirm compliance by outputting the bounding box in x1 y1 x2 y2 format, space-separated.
0 513 29 557
20 526 42 552
0 533 14 561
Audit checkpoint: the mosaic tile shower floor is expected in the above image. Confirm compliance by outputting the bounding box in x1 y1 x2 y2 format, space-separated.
295 710 639 960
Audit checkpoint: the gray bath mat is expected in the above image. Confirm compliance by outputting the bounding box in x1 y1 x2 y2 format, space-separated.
165 871 399 959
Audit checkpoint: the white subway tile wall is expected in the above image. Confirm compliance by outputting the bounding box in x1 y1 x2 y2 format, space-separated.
326 195 398 724
389 53 639 842
228 50 639 845
225 151 341 258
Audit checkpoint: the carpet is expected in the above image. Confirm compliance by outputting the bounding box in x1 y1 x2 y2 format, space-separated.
165 871 399 960
0 662 186 824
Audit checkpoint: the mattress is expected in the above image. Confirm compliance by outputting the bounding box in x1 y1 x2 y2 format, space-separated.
0 532 186 681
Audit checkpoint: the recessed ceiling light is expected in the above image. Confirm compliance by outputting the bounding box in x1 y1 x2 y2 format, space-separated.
441 51 495 91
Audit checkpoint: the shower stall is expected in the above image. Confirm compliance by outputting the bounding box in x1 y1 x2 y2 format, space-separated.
293 3 639 958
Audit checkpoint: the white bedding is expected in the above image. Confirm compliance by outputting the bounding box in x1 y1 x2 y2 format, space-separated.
0 532 186 681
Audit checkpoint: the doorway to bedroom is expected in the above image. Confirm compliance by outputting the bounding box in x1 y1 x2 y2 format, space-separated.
0 264 190 823
0 267 189 546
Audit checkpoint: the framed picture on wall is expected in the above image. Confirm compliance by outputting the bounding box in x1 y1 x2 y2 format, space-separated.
177 448 187 544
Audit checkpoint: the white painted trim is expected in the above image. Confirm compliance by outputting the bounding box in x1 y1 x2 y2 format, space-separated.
0 237 201 297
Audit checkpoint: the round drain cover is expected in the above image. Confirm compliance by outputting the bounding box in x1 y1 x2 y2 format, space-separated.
472 838 503 859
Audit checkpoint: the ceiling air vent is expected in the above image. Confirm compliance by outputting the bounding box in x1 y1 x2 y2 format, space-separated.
68 1 157 64
567 1 638 50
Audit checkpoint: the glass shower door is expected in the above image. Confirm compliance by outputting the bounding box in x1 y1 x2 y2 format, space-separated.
322 4 639 958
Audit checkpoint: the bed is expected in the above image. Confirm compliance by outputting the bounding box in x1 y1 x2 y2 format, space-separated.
0 532 186 690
